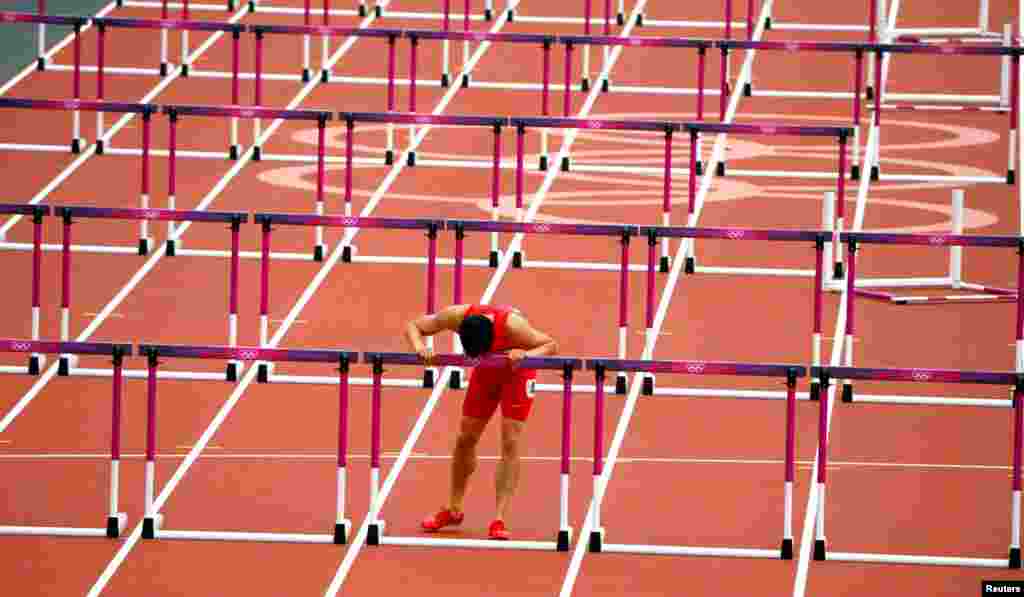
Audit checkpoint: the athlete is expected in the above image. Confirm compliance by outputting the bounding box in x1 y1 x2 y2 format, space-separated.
405 304 558 540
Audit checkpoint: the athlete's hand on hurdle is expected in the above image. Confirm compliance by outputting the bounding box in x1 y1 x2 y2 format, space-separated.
418 346 436 366
506 349 527 368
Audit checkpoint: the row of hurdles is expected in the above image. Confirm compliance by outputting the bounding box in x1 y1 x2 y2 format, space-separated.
1 338 1021 567
3 202 1021 402
2 9 1020 185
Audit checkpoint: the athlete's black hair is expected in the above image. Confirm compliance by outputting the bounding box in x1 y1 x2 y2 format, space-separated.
458 314 494 358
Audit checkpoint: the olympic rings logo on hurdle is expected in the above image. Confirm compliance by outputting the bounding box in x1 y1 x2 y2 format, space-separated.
416 116 433 124
1 14 16 22
341 217 359 226
726 230 746 240
910 370 933 382
238 349 259 360
63 101 80 110
531 224 552 233
928 235 950 245
785 41 800 52
238 110 256 119
586 121 604 129
142 210 162 220
761 126 778 135
10 342 32 352
685 362 706 374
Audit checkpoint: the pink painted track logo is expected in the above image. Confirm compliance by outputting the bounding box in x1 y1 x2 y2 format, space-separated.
910 370 933 382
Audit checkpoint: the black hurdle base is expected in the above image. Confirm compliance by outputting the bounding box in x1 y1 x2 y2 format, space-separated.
449 369 463 389
407 151 417 166
716 161 726 176
385 149 394 165
1009 170 1016 185
617 12 625 25
659 255 670 273
257 363 269 383
181 64 190 77
96 139 105 155
358 3 367 16
160 62 169 77
615 373 627 395
841 383 853 403
106 515 121 538
422 368 435 388
142 517 157 539
166 239 177 257
512 251 523 268
138 238 150 256
601 78 610 93
557 529 571 551
321 69 330 83
225 362 238 382
71 138 82 154
506 8 514 21
833 261 844 280
36 57 45 71
253 146 262 161
743 82 752 97
302 68 312 83
850 164 860 181
28 355 40 376
375 5 382 17
489 250 500 268
313 245 325 262
58 357 70 376
870 165 880 181
248 0 256 12
641 375 654 396
809 380 820 401
462 74 471 88
684 256 695 274
865 86 874 101
539 155 549 171
229 145 239 160
334 522 348 544
342 245 353 263
781 538 793 560
1011 547 1022 569
766 16 773 29
581 78 590 92
367 523 383 545
588 529 604 552
813 539 826 561
561 156 571 171
440 73 450 88
695 160 703 176
636 13 644 26
484 8 493 20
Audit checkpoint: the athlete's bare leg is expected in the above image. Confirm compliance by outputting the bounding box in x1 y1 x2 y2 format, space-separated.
449 415 488 513
495 417 525 521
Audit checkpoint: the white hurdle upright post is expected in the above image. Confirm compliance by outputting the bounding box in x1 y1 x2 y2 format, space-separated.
442 0 451 86
558 363 575 550
36 19 45 70
824 191 840 279
951 189 965 289
367 356 387 544
1012 380 1022 567
1003 24 1013 108
980 0 991 34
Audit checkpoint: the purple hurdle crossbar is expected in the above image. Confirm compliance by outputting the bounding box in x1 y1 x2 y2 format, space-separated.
586 357 804 557
251 24 402 84
138 344 355 541
839 232 1023 404
0 339 131 537
812 365 1023 565
365 350 582 547
54 207 247 374
640 226 830 386
0 205 51 372
682 123 852 244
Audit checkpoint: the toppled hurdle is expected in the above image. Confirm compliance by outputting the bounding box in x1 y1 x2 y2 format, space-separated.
0 340 132 538
361 351 584 551
451 219 638 391
838 231 1024 405
0 204 50 374
641 226 831 399
683 122 854 278
812 365 1023 568
584 358 805 559
137 343 359 543
53 206 248 379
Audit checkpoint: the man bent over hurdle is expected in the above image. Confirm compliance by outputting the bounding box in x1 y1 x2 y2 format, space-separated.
405 304 558 540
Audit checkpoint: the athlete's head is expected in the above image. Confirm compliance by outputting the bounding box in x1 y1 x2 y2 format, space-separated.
458 314 494 358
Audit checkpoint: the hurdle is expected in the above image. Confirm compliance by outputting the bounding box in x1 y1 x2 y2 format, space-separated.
52 206 248 380
641 226 830 398
451 219 638 392
0 340 132 538
340 111 507 198
249 24 401 86
0 205 51 374
162 105 331 250
0 13 87 151
841 189 1018 305
361 351 583 551
812 366 1023 568
838 231 1023 406
252 213 445 385
577 1 616 92
136 343 359 543
865 42 1022 185
92 17 243 154
510 117 678 268
683 122 853 278
584 358 804 559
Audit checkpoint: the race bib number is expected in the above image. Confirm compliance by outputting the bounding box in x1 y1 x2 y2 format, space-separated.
526 379 537 398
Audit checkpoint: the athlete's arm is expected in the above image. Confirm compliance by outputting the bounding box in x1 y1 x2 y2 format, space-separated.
404 305 469 363
504 313 558 364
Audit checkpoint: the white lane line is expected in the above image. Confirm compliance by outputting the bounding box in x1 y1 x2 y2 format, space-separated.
558 2 775 594
792 2 901 596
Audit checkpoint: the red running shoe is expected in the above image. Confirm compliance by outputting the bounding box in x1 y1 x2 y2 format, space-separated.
488 519 510 540
421 508 464 532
